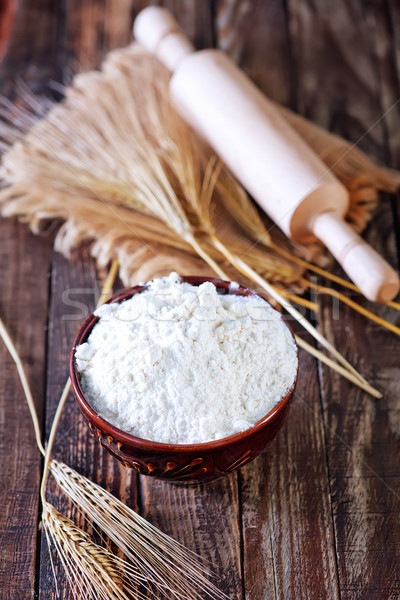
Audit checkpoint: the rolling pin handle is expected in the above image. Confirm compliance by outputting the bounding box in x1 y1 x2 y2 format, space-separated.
312 211 400 303
134 6 194 72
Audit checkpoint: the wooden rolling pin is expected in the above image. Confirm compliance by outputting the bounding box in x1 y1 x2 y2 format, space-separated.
134 7 400 303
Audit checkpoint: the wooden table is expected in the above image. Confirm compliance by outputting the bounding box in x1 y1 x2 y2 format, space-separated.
0 2 399 599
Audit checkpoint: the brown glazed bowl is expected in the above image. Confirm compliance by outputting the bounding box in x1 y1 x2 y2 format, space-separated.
70 276 298 484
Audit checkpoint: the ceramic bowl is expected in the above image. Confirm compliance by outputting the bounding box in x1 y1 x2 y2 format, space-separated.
69 276 298 483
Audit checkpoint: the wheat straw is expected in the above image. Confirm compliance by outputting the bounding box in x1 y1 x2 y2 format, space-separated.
0 46 388 396
2 42 395 598
300 278 400 337
0 318 46 455
1 259 227 600
208 235 373 388
42 502 156 600
50 461 226 600
295 337 381 398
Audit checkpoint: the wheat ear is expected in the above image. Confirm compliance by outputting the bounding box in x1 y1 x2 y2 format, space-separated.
50 460 227 600
42 502 157 600
0 48 384 395
1 259 227 599
153 103 380 393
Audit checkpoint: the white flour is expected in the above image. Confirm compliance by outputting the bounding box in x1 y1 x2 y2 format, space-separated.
75 273 298 444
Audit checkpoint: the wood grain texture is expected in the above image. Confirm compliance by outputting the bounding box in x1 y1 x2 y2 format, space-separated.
0 219 51 599
140 473 243 598
0 0 63 96
363 1 400 167
287 0 388 163
289 3 400 597
318 202 400 600
0 1 61 597
38 249 138 599
134 0 214 49
240 340 340 600
0 1 399 599
214 0 293 106
61 0 134 75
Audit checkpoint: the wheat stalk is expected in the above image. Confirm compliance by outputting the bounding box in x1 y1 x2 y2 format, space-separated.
299 277 400 337
42 502 148 600
122 63 380 393
2 47 398 322
50 460 226 600
89 52 381 390
1 260 227 599
1 47 399 318
0 45 388 394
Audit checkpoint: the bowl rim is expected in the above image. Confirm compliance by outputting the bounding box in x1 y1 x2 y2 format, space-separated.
69 275 299 452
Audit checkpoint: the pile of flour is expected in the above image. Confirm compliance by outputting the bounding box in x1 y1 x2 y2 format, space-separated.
75 273 298 444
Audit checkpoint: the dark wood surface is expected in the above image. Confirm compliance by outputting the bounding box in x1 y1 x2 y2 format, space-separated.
0 1 399 599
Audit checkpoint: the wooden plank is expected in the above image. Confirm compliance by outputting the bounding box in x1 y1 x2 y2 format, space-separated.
214 0 292 106
61 0 214 76
239 339 340 600
38 249 138 599
129 3 241 599
318 201 400 600
140 473 243 598
286 2 400 597
62 0 134 74
0 218 52 599
133 0 214 49
0 0 67 597
0 0 63 96
287 0 387 163
363 1 400 167
213 3 339 597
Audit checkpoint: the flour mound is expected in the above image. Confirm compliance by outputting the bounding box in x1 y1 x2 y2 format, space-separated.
75 273 298 444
